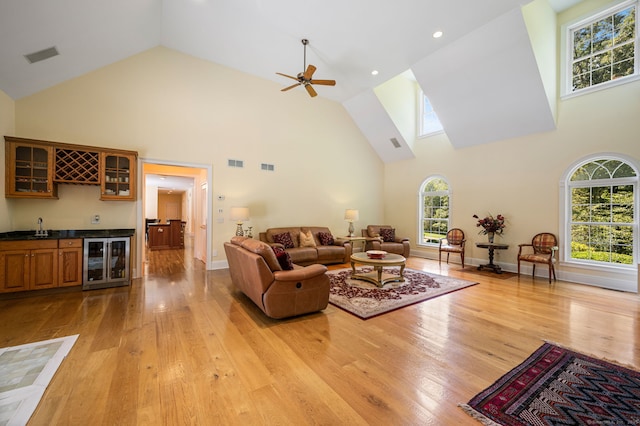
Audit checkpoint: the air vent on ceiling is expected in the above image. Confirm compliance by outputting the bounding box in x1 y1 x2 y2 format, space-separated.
24 46 59 64
390 137 402 148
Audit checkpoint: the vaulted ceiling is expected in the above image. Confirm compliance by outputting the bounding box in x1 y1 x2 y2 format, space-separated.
0 0 583 156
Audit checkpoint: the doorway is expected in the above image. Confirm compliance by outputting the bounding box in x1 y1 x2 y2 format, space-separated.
138 160 212 275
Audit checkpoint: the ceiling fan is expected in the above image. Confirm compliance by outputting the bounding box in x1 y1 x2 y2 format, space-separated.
276 39 336 98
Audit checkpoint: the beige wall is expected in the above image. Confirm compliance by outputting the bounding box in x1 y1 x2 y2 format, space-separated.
0 90 14 232
9 47 383 267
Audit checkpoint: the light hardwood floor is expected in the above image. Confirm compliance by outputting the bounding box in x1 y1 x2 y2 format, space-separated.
1 242 639 425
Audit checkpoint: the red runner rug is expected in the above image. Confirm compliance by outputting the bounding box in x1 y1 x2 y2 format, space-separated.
461 342 640 425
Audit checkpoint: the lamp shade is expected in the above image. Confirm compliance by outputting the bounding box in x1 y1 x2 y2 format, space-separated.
230 207 250 222
344 209 359 222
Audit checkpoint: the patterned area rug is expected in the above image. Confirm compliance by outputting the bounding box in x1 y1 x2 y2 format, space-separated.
460 342 640 425
0 335 78 426
327 267 478 319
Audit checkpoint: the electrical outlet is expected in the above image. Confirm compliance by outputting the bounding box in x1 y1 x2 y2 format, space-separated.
91 214 100 224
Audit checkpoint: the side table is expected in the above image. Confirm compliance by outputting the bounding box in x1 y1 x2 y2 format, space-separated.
475 242 509 274
339 236 367 253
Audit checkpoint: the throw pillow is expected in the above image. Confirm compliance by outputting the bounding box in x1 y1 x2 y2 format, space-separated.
272 232 294 249
317 231 334 246
299 230 316 247
380 228 395 242
272 246 293 270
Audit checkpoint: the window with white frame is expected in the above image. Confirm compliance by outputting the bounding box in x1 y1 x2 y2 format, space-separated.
419 176 450 245
565 0 638 95
565 156 638 267
419 92 444 137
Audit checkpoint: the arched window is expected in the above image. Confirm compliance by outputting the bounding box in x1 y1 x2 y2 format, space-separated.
419 176 450 245
564 155 638 267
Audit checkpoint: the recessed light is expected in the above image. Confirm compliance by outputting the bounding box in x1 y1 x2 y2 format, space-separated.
371 70 379 76
433 31 443 39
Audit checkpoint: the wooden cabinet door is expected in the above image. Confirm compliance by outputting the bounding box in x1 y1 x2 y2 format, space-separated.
5 140 57 199
100 152 136 200
30 249 58 290
59 239 83 287
148 225 171 250
0 250 31 292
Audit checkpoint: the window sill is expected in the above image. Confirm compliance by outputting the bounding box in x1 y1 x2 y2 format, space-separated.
561 74 640 101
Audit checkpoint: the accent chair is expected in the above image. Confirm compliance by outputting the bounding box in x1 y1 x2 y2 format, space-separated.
517 233 558 283
438 228 466 268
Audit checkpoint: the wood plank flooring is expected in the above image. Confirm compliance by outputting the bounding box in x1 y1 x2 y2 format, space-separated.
1 243 638 425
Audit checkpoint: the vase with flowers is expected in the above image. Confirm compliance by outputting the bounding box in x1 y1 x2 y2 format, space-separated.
473 213 505 243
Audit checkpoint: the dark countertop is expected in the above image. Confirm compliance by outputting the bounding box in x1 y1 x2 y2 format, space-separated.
0 229 135 241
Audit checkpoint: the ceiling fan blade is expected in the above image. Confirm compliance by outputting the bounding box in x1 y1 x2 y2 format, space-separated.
309 79 336 86
281 82 301 92
303 64 317 81
276 72 300 81
305 84 317 97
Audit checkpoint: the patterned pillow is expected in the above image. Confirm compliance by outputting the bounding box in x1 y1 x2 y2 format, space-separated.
272 246 293 270
317 231 334 246
272 232 294 249
380 228 395 242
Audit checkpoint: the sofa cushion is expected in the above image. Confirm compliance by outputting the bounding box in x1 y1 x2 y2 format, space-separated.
273 232 294 248
380 227 395 242
272 246 293 270
286 247 318 264
317 231 334 246
299 230 316 247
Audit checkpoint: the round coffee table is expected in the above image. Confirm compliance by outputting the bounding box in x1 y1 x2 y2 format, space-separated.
350 252 406 287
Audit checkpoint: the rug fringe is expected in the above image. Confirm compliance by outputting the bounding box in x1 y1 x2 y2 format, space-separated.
458 404 502 426
543 340 640 371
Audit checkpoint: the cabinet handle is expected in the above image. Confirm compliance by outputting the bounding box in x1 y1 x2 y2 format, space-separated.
158 228 163 233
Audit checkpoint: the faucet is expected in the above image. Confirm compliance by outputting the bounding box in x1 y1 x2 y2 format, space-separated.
36 217 48 237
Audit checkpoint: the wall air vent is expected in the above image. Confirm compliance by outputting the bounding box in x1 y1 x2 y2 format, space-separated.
261 163 275 171
228 159 244 168
390 137 402 148
24 46 59 64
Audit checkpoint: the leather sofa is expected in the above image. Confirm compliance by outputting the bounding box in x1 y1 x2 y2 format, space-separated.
361 225 410 258
259 226 351 266
224 236 330 319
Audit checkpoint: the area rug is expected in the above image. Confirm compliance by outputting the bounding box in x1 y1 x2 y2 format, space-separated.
460 342 640 425
0 335 78 426
327 267 477 319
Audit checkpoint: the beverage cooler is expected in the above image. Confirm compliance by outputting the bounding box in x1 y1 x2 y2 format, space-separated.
83 237 130 290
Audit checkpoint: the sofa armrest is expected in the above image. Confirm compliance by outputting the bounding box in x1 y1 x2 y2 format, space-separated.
273 264 328 281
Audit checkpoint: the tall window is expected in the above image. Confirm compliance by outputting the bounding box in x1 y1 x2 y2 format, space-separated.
566 0 638 94
566 157 637 266
419 93 443 137
419 176 450 245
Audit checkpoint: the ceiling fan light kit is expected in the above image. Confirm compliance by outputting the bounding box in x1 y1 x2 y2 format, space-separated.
276 39 336 98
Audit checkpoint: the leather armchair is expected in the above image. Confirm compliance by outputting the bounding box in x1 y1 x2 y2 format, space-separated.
361 225 410 258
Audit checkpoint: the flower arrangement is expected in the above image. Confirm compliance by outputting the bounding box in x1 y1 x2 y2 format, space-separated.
473 213 505 235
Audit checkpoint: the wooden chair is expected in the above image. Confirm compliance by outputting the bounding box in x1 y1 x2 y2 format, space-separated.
517 233 558 283
438 228 466 268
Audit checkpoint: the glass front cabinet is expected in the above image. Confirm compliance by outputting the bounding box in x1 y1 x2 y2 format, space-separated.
83 237 130 290
100 152 136 200
5 140 57 198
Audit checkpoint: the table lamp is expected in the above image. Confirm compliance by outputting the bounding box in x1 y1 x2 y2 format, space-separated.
230 207 250 236
344 209 359 237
